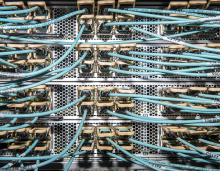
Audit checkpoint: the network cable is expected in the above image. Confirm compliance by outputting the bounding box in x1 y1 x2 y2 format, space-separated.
64 139 85 171
128 8 211 18
2 139 39 168
4 109 87 171
0 25 85 78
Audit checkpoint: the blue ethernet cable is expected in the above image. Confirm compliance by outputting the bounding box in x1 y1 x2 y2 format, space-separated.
129 138 220 155
201 52 220 57
106 8 220 23
134 98 220 113
6 109 88 171
177 137 220 160
64 139 85 171
0 18 37 24
182 52 220 60
198 139 220 148
0 6 17 10
0 95 37 106
0 96 86 118
128 8 209 18
129 52 217 61
106 138 163 171
106 110 213 124
183 9 220 15
0 24 85 78
0 46 16 51
1 23 13 26
0 9 85 30
16 154 24 170
0 117 38 131
0 58 18 68
0 94 16 97
176 153 220 164
107 151 216 171
0 52 87 94
179 94 211 101
0 84 21 90
130 26 220 53
109 93 210 103
108 53 219 67
128 66 219 73
0 49 35 56
128 8 210 18
109 68 161 76
0 6 38 15
3 139 39 168
34 155 40 171
130 51 220 61
0 115 18 128
127 66 217 77
198 94 220 99
177 23 220 27
0 139 17 143
0 151 86 161
180 110 220 114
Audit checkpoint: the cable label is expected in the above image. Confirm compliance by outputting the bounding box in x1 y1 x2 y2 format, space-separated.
19 153 26 157
203 118 220 123
0 72 25 78
162 37 185 45
207 72 220 77
199 16 220 22
210 21 220 24
206 62 220 66
211 100 220 104
0 88 17 94
202 150 220 159
0 111 14 114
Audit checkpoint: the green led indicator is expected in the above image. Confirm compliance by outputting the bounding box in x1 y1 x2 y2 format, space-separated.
80 138 82 140
49 137 51 140
128 60 130 62
109 99 112 101
37 99 39 101
191 138 192 139
110 60 112 62
116 98 117 101
31 99 33 101
97 138 99 139
0 22 2 25
92 98 94 101
49 60 51 62
209 137 211 139
161 137 163 139
0 99 2 102
31 137 33 140
49 98 51 101
127 98 130 101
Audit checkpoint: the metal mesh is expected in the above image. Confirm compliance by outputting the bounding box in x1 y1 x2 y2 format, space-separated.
51 46 77 78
